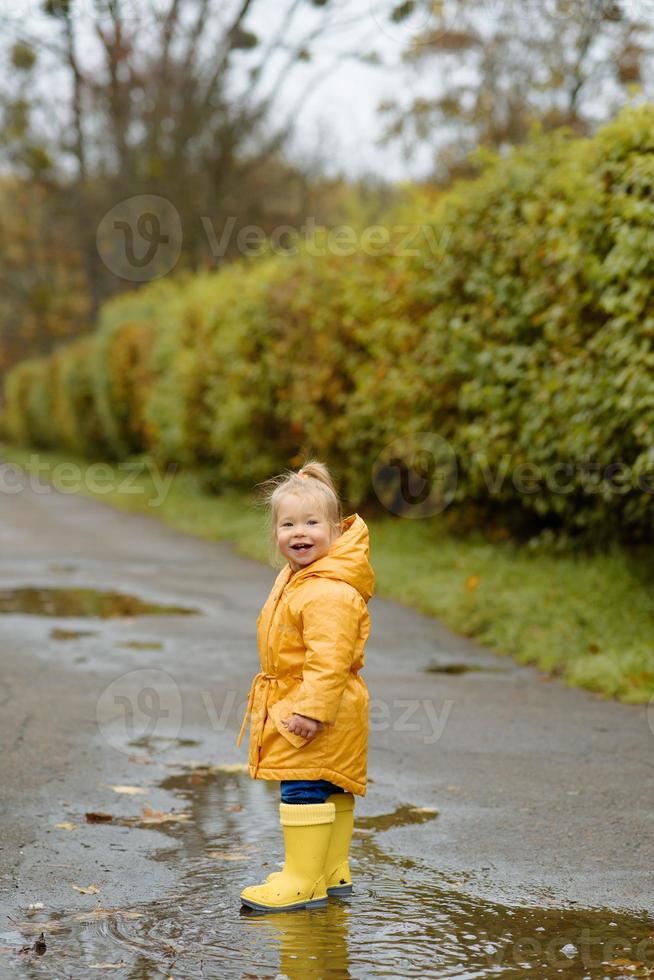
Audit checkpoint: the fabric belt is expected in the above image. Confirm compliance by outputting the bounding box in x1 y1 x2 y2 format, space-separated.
236 672 272 748
236 671 306 749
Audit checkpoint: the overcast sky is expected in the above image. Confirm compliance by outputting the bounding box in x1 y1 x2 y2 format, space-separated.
10 0 438 183
242 0 654 183
7 0 649 184
244 0 438 182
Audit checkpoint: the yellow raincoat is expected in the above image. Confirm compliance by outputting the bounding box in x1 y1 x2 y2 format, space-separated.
236 513 374 796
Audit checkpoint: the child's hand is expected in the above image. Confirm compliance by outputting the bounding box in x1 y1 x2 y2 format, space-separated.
281 713 324 740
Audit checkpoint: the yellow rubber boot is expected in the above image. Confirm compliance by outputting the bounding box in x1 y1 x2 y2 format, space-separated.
324 792 355 896
263 793 356 896
240 801 335 912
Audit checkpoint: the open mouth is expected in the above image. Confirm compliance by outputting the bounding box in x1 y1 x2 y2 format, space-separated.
291 543 313 552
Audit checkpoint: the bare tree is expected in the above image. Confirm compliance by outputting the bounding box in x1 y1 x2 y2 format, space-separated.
376 0 653 182
0 0 379 315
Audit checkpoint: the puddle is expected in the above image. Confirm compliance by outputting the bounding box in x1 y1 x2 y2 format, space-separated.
0 587 198 618
50 628 98 641
425 662 509 674
355 804 439 832
128 735 203 754
4 764 653 978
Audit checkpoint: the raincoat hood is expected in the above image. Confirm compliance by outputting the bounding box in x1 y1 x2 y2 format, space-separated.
284 513 374 603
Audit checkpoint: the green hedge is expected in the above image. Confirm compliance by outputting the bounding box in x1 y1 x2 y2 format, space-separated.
2 101 653 543
400 106 654 539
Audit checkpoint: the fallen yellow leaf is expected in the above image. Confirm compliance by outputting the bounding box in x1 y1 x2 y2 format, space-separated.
105 785 149 795
206 850 250 861
210 763 249 773
55 822 78 830
88 962 128 969
72 884 100 895
85 811 114 823
136 806 191 824
464 574 480 590
12 921 62 934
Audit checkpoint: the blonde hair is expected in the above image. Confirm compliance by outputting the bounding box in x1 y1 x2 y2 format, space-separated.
255 459 343 567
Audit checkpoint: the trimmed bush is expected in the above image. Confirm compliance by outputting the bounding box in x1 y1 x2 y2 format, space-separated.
89 281 177 459
400 104 654 539
2 101 653 543
3 357 47 447
51 338 110 457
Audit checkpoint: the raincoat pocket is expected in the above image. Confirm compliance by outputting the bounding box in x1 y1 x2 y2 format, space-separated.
268 696 313 749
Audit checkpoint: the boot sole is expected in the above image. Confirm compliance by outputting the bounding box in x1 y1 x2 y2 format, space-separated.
327 884 353 897
240 895 328 912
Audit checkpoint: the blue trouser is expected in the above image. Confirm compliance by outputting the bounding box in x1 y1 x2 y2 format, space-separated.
280 779 346 803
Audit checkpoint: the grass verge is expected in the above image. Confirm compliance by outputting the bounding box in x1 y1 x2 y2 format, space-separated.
1 444 652 705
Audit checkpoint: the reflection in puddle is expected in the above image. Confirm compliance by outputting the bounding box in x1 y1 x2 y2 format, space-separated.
50 627 98 641
129 735 202 754
3 764 653 978
425 662 508 674
0 587 198 618
118 640 164 650
244 901 354 977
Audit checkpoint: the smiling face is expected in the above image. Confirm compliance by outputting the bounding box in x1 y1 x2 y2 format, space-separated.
276 493 339 572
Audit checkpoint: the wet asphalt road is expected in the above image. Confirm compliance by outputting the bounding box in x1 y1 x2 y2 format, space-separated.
0 462 653 967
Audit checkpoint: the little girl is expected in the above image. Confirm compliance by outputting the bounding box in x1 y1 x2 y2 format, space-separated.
236 460 375 912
